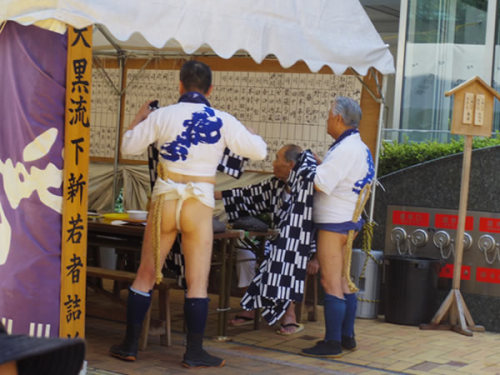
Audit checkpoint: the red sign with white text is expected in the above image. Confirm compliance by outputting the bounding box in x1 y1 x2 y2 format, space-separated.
439 264 471 280
479 218 500 233
392 210 430 227
435 214 474 231
476 267 500 284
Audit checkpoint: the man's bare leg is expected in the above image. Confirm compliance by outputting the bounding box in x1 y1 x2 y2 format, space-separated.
301 230 346 357
276 303 304 335
229 292 255 326
180 198 225 368
110 199 178 361
230 248 256 325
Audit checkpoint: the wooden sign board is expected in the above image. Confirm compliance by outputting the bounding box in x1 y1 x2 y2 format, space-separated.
424 75 500 336
60 26 92 339
445 76 499 137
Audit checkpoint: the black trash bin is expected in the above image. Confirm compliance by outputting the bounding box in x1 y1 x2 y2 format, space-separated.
383 255 442 326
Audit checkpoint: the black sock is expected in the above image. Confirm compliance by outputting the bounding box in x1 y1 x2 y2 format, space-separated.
127 287 152 325
184 297 209 334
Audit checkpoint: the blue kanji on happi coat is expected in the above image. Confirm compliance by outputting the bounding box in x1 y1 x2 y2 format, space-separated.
147 92 247 189
160 106 222 162
353 148 374 194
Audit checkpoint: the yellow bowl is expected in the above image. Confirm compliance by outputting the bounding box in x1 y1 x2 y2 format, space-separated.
101 212 129 221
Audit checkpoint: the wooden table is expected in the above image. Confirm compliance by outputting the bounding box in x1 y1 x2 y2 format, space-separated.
87 220 277 340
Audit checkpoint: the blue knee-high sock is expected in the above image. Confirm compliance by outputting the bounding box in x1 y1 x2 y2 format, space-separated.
127 287 152 325
184 297 209 334
184 298 209 353
323 293 346 342
342 293 357 337
123 287 152 349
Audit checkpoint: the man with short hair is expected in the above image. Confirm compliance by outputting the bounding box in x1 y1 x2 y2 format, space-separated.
111 60 267 368
302 96 374 358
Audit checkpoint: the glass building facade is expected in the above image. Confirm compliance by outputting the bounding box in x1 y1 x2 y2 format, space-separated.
391 0 499 142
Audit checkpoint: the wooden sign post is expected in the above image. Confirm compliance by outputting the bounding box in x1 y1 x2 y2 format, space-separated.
60 26 92 339
421 76 500 336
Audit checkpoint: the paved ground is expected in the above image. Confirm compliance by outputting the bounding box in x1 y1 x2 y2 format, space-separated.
84 286 500 375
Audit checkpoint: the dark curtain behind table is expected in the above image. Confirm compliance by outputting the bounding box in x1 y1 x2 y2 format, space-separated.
0 22 66 336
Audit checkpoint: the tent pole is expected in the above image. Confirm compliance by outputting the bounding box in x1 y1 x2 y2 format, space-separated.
368 74 388 224
111 54 125 210
95 24 123 55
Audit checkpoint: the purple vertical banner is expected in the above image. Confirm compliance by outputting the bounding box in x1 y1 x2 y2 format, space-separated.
0 22 67 337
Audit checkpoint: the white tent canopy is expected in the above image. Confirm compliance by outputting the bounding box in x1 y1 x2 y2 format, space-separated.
1 0 395 75
2 0 394 219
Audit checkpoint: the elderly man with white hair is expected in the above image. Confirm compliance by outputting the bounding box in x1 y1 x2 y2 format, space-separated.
302 96 374 358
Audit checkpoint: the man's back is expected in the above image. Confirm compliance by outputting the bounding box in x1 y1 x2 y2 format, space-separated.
122 101 266 176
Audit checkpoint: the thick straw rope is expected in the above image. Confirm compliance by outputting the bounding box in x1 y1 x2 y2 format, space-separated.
343 183 372 292
362 221 374 253
357 221 382 303
361 221 382 271
152 164 167 284
360 221 381 277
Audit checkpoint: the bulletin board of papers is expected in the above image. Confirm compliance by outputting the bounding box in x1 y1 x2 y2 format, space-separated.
90 68 121 159
90 67 362 172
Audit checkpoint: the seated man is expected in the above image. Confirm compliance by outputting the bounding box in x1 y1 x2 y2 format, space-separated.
231 246 318 335
216 144 319 334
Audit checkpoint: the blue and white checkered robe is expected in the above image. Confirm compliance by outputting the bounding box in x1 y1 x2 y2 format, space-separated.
222 150 317 325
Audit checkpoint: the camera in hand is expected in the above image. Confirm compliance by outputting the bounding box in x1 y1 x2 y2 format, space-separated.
149 100 159 110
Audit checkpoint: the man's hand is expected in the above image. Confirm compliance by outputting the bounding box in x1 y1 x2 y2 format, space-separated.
306 257 319 275
128 101 156 131
214 191 222 200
